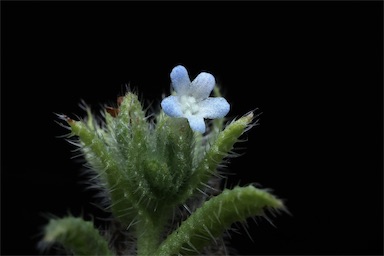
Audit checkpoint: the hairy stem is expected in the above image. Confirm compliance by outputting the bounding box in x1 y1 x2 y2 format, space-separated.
136 211 168 256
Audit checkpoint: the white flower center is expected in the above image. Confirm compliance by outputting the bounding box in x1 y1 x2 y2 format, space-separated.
180 95 200 116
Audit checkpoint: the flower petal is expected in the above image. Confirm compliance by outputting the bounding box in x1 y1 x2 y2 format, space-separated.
190 72 215 100
170 65 190 94
161 95 183 117
198 97 230 119
186 115 206 133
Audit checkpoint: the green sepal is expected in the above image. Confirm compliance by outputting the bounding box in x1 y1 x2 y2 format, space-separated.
113 92 149 159
42 217 113 256
149 113 195 206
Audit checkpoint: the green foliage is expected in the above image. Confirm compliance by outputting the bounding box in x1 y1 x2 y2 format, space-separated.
42 217 113 256
42 89 286 255
156 186 284 255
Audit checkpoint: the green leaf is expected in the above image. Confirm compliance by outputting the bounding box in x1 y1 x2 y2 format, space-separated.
67 117 134 226
186 112 255 198
155 185 285 255
42 217 113 256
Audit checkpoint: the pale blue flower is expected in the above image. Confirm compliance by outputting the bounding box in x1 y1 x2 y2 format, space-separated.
161 65 230 133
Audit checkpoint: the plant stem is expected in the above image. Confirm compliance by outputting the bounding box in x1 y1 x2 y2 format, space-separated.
136 210 167 256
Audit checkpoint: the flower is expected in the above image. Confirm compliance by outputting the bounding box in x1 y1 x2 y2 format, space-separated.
161 65 230 133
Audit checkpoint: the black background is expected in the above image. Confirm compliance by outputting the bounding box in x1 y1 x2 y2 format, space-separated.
1 1 383 255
